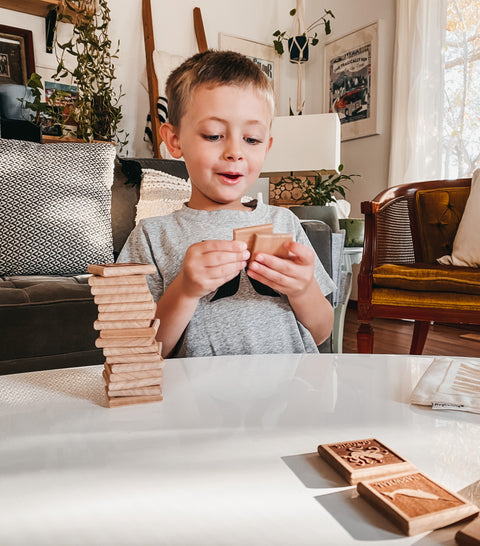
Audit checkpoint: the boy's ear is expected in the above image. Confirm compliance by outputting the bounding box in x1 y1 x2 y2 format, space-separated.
265 135 273 157
159 123 183 159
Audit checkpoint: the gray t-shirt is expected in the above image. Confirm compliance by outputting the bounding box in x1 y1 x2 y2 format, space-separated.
117 202 335 357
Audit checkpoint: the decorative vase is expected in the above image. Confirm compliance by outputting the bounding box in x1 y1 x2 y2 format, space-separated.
290 205 340 233
288 36 309 63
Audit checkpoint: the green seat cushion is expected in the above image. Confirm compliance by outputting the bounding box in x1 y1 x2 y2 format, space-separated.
373 263 480 295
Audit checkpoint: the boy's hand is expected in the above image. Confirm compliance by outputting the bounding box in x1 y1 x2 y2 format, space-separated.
246 240 315 298
178 240 249 299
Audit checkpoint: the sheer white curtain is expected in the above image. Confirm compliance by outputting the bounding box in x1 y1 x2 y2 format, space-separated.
388 0 447 187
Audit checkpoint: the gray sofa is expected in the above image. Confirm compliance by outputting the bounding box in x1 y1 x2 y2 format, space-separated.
1 139 333 375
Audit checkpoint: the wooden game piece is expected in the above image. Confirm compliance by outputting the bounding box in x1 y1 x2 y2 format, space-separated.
102 341 161 356
106 352 163 364
250 233 293 261
317 438 416 485
106 385 163 398
94 291 153 304
88 274 147 286
87 263 157 277
97 309 156 321
95 336 156 348
99 318 159 339
109 361 164 373
103 369 162 390
106 388 163 407
456 516 480 545
104 364 163 381
233 223 273 253
97 301 156 313
94 319 153 330
357 471 479 536
90 283 149 295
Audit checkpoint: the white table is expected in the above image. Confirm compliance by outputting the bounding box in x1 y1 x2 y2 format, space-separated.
1 354 479 545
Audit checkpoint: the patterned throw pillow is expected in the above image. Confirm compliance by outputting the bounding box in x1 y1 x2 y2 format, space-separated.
135 168 191 223
0 139 116 276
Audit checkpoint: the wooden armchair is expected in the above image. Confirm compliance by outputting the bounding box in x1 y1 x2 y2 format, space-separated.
357 177 480 354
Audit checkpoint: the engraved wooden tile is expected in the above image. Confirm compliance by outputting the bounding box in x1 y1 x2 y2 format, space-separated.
95 335 155 348
94 319 153 331
106 353 163 364
99 318 159 339
109 361 164 373
104 364 163 382
94 291 153 304
456 516 480 545
233 224 273 253
97 309 156 321
317 438 416 484
250 233 292 261
102 341 161 356
103 370 162 391
88 274 147 286
90 283 149 295
106 385 163 398
88 263 157 277
357 471 479 536
97 301 156 313
106 390 163 407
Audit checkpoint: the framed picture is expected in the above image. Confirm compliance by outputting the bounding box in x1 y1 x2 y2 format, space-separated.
324 21 380 141
0 25 35 85
219 33 280 113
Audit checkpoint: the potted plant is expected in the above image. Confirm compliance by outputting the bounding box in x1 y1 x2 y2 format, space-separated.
273 165 359 231
22 0 127 149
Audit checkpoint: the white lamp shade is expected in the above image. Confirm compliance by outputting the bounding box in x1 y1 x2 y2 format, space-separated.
261 113 341 176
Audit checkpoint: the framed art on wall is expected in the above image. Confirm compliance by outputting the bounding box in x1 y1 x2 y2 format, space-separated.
324 21 380 141
219 33 280 113
0 25 35 85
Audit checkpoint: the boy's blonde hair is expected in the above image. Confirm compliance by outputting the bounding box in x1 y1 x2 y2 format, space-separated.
165 50 275 127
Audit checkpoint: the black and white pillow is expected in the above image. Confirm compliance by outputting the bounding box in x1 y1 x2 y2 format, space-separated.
0 139 116 276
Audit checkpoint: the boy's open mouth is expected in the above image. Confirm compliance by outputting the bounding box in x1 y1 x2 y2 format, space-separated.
218 172 243 183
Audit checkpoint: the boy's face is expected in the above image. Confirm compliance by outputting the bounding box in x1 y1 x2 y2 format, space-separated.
161 84 273 211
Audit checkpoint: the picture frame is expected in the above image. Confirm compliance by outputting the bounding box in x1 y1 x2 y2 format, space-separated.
0 25 35 86
324 21 380 141
219 33 280 113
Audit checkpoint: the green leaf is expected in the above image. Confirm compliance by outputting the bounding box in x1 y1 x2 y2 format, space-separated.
289 8 296 16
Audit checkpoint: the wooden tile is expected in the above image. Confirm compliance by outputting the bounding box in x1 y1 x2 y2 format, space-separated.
102 341 161 356
90 283 149 295
106 353 163 364
88 274 147 286
94 319 153 331
88 263 157 277
95 335 155 348
456 516 480 545
103 369 162 390
97 301 156 313
99 318 159 339
104 364 163 382
97 309 156 321
106 390 163 407
357 471 479 536
106 385 163 398
109 361 164 373
250 233 292 261
233 223 273 253
318 438 416 485
94 291 153 304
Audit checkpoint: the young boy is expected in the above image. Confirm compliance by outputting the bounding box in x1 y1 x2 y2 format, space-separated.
118 50 335 357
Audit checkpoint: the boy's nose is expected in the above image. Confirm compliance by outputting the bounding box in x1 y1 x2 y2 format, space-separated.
223 140 243 161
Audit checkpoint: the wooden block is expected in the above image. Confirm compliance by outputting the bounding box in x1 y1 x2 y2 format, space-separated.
106 388 163 407
103 369 162 391
97 309 156 321
102 341 161 356
109 361 164 373
456 516 480 545
94 291 153 304
94 319 153 330
97 301 156 313
233 223 273 253
250 233 292 261
357 471 479 536
88 263 157 277
95 336 155 348
90 283 148 295
88 274 147 286
317 438 416 485
104 364 163 382
106 385 163 398
99 318 159 339
106 352 163 364
459 333 480 343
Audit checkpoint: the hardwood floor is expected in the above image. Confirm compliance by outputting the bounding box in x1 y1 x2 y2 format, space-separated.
342 304 480 357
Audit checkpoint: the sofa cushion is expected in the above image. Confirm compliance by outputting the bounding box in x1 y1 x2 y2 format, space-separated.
373 263 480 295
0 139 116 276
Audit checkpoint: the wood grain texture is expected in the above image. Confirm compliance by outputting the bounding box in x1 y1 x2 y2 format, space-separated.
250 233 292 260
95 336 155 348
99 319 159 339
106 385 163 398
97 309 156 321
97 301 156 313
102 342 161 356
88 275 147 286
104 364 163 382
94 319 153 331
233 224 273 253
456 516 480 545
106 388 163 407
88 263 157 277
94 292 153 304
103 370 162 391
90 284 149 295
109 361 164 373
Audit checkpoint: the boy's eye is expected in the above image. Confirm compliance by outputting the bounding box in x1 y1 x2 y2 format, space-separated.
245 137 261 145
203 134 222 142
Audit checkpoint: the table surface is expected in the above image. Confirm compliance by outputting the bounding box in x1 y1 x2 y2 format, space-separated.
1 353 479 546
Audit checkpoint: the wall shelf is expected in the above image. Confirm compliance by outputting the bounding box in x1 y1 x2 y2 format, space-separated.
0 0 63 18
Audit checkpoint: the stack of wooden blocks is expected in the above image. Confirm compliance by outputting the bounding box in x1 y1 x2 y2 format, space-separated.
87 263 164 408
